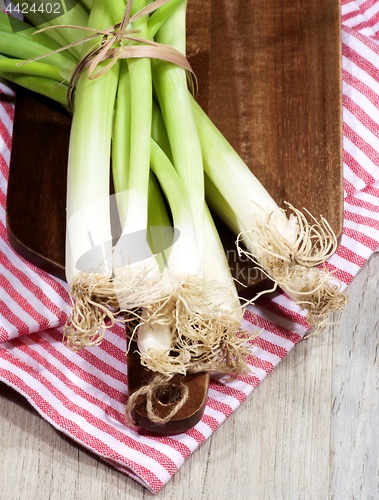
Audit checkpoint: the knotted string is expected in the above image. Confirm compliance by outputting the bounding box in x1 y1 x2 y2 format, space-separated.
22 0 197 112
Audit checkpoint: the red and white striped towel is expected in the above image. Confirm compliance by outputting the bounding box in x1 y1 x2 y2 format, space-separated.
1 0 379 493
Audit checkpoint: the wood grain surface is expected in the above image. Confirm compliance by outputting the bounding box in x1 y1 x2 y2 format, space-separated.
1 252 378 499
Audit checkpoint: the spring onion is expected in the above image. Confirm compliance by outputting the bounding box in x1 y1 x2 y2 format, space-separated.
63 0 120 348
0 71 68 108
190 96 347 326
109 0 169 343
135 139 249 375
0 56 67 81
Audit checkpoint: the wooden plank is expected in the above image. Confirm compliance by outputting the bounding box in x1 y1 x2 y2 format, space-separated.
6 92 69 281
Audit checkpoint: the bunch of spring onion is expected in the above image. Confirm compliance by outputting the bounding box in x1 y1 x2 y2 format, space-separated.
0 0 346 423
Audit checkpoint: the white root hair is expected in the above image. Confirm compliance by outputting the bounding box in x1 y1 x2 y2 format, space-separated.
237 203 348 328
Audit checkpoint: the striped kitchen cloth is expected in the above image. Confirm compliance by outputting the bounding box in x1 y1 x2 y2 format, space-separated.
1 0 379 493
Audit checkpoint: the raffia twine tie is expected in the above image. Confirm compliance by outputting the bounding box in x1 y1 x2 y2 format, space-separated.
26 0 197 112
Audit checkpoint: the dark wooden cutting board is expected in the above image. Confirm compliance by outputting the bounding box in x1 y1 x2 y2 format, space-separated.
5 0 343 434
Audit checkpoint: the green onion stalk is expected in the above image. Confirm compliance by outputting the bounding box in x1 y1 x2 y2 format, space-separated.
109 0 172 342
135 140 251 374
62 0 121 348
0 71 69 108
190 97 347 328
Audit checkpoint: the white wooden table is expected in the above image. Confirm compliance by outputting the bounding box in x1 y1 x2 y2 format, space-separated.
1 252 378 499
